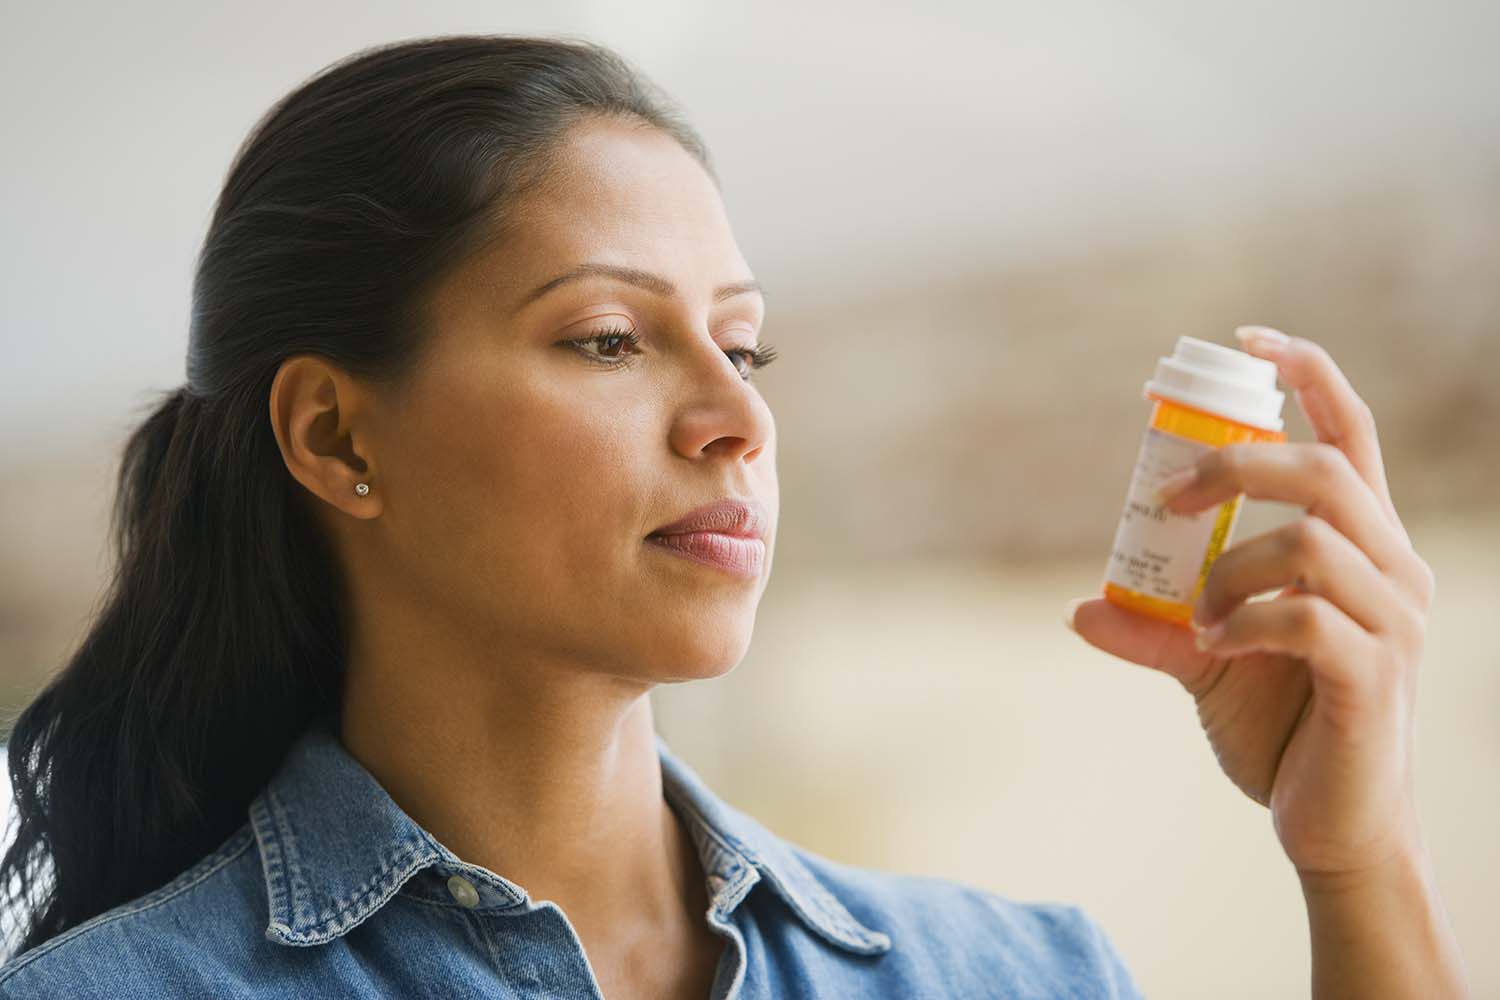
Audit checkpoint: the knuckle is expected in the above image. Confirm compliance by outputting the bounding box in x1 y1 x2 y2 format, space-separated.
1284 521 1320 560
1309 441 1352 479
1411 552 1437 608
1283 517 1331 562
1288 597 1325 636
1304 339 1334 366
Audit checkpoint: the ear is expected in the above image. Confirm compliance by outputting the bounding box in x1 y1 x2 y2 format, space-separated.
268 356 382 520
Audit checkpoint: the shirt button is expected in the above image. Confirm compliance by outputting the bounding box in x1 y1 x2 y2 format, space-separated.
447 874 481 908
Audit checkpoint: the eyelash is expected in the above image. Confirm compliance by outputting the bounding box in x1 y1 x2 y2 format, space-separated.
565 324 779 380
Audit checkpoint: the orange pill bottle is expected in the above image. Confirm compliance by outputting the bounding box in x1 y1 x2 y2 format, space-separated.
1102 336 1288 628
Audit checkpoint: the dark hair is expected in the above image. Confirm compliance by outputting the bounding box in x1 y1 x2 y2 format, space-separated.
0 33 712 960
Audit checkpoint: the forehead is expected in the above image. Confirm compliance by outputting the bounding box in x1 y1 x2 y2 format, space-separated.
504 118 741 272
425 118 749 326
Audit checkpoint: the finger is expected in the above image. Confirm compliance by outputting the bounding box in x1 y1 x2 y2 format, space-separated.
1195 593 1384 699
1234 326 1403 534
1193 516 1421 642
1066 596 1209 690
1159 441 1413 580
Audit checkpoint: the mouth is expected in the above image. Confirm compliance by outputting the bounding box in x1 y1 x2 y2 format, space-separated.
645 497 768 579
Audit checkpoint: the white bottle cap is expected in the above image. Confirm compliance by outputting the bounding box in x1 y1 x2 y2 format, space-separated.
1142 335 1285 431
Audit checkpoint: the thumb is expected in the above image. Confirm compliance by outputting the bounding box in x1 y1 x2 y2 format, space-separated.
1065 596 1205 685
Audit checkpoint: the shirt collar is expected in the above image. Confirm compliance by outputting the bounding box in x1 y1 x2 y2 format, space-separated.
249 714 892 956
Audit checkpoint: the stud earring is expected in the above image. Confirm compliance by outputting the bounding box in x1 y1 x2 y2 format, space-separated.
354 482 370 496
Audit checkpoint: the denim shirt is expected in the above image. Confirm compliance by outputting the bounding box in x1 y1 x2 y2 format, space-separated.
0 714 1144 998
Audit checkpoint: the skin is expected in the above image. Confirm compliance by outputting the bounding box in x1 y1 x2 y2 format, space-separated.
1068 326 1471 998
268 116 775 1000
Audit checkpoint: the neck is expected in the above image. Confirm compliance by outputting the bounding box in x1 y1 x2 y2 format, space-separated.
338 639 707 936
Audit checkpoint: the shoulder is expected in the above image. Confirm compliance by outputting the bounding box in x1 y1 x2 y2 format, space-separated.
0 824 265 999
786 841 1146 999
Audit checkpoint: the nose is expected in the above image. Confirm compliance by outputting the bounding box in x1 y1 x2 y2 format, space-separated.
666 338 775 464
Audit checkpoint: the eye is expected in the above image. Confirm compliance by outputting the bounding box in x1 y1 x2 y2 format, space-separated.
563 324 643 365
726 343 780 380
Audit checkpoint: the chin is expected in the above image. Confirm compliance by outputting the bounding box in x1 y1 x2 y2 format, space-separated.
647 624 755 683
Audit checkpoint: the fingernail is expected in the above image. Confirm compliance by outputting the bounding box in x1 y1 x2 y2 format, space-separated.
1154 466 1197 504
1234 325 1290 357
1194 622 1226 651
1063 597 1086 633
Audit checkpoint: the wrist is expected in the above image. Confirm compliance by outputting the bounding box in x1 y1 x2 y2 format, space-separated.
1296 834 1429 901
1298 837 1471 999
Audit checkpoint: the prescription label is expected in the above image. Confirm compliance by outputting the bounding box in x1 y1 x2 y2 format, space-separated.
1104 427 1237 605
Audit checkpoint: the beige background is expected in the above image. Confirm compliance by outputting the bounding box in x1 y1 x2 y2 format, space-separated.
4 2 1497 996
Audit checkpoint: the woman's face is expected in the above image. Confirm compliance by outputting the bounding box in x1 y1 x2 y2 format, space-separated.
369 117 777 684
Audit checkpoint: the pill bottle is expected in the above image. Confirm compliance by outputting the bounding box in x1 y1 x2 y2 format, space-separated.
1102 335 1287 628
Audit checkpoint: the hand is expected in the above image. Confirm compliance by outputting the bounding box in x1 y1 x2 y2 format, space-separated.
1066 326 1437 880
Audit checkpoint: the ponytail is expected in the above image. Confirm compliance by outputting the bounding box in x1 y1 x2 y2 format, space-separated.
0 381 344 958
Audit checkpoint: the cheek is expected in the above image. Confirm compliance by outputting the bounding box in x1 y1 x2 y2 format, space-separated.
400 366 660 621
496 390 651 550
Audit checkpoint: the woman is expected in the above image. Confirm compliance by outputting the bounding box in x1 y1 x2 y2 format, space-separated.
0 33 1468 999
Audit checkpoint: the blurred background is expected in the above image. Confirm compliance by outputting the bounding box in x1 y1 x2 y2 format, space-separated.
3 1 1497 996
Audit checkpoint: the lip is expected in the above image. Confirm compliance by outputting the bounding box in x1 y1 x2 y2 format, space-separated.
645 497 768 579
647 498 768 540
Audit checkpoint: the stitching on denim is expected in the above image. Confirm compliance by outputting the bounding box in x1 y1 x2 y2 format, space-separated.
266 844 438 946
706 909 749 1000
755 859 863 945
803 876 890 949
755 844 891 953
665 788 746 871
734 813 864 937
661 764 891 952
265 838 435 943
684 816 739 884
711 863 759 915
267 785 317 929
258 779 420 941
0 825 256 984
250 793 289 938
260 787 436 933
323 840 431 921
665 788 759 870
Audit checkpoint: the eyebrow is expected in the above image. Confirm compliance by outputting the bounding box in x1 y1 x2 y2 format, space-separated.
516 262 765 312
